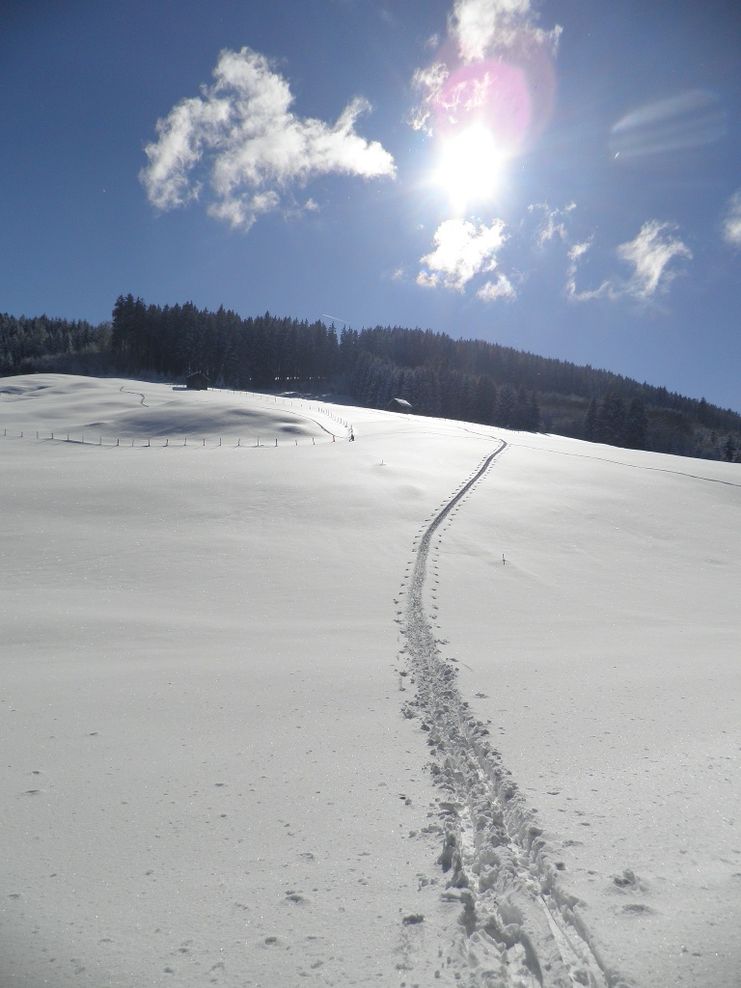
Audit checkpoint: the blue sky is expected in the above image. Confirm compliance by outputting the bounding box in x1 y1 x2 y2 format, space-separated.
1 0 740 410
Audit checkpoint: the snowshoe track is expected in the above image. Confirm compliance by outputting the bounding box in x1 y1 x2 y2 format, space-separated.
399 441 632 988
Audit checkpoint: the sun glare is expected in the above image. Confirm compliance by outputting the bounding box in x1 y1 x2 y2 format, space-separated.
434 124 509 213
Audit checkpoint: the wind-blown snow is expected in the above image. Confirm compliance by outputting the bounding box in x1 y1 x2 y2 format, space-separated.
1 374 739 987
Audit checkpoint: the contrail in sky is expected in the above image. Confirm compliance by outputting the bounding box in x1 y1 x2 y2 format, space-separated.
321 313 350 326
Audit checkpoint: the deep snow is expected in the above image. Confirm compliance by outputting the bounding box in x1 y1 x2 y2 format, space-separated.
1 375 739 987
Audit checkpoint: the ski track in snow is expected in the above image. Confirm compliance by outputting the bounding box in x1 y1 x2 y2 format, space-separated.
119 384 148 406
398 441 632 988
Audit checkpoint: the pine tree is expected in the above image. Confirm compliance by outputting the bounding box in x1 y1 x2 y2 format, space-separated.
624 397 648 449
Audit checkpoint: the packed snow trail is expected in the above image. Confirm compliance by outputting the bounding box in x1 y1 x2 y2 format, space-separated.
399 441 631 988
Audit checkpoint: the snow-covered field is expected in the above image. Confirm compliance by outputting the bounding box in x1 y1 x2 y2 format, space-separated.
1 374 739 988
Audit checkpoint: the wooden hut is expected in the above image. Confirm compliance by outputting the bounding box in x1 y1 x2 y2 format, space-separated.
387 397 413 413
185 371 210 391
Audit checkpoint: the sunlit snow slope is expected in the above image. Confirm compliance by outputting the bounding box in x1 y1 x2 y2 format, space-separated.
1 375 739 988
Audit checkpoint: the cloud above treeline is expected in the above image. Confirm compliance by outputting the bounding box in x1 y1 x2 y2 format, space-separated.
140 47 395 231
414 203 691 305
410 0 562 135
417 217 514 299
567 221 692 303
450 0 562 63
723 190 741 248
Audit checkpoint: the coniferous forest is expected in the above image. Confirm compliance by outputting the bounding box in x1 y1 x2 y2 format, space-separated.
2 295 740 462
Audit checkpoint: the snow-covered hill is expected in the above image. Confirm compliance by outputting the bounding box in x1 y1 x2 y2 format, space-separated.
1 375 739 988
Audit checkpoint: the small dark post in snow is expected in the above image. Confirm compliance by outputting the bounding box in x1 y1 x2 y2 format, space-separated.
116 438 120 446
502 554 506 566
164 438 168 447
275 437 278 447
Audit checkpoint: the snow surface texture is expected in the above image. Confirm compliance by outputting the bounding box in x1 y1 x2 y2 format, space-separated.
1 375 739 987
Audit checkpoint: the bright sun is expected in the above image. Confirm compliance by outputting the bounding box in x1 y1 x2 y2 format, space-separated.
434 124 509 213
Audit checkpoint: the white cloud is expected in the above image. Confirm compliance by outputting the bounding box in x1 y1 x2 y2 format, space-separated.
565 238 613 302
610 89 726 160
477 273 516 301
529 200 575 246
450 0 562 63
568 239 591 263
723 190 741 248
618 221 692 298
409 62 449 133
140 47 395 231
417 217 508 292
566 222 691 303
410 1 562 138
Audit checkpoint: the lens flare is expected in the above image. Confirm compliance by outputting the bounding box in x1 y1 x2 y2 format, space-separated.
424 54 554 211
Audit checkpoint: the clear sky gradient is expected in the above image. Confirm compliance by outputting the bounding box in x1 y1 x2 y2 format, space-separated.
2 0 740 410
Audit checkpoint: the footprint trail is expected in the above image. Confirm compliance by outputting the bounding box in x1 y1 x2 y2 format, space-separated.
398 441 631 988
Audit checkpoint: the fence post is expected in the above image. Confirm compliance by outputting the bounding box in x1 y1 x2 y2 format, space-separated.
275 437 278 447
237 438 241 447
99 436 102 445
51 432 54 440
147 439 150 448
202 438 206 447
164 438 168 447
184 437 187 446
131 439 134 447
116 438 120 447
219 437 222 447
66 433 69 442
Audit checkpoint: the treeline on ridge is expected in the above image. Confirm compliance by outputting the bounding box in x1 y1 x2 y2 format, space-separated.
1 295 739 462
